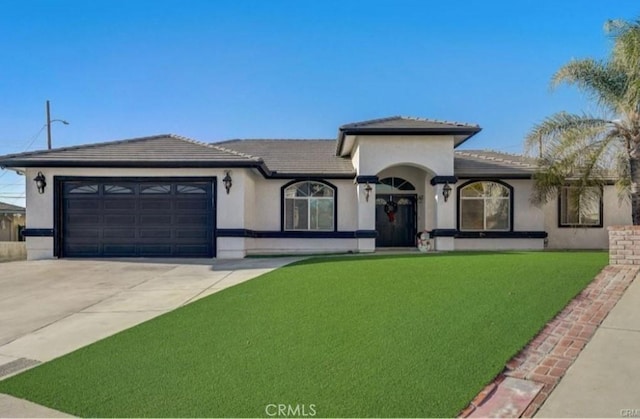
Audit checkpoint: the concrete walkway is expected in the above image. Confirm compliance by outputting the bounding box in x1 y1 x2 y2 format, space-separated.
536 270 640 418
0 257 300 418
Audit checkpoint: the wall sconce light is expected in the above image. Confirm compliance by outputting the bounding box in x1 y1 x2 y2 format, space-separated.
34 171 46 194
442 182 452 202
364 182 372 202
222 171 232 194
418 195 424 203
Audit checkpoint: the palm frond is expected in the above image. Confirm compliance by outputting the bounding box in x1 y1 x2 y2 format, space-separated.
524 112 613 158
551 59 627 114
526 113 623 205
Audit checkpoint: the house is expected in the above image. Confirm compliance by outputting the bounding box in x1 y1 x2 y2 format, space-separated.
0 201 25 242
0 116 630 260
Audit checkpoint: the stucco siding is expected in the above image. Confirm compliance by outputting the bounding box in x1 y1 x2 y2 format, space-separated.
354 135 455 176
545 185 631 249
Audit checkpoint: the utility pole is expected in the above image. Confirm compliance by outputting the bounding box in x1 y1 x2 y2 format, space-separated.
46 100 52 150
45 100 69 150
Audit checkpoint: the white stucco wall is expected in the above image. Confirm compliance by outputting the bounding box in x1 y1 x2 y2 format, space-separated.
248 177 359 232
544 185 631 249
353 135 454 176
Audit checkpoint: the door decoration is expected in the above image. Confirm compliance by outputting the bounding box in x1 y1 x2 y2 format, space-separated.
384 200 398 222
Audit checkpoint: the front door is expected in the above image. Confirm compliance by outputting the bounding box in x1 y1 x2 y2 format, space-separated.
375 194 417 247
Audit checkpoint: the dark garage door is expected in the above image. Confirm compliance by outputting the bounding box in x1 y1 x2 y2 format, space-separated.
61 179 214 257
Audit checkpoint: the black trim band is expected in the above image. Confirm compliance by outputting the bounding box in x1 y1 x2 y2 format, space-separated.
455 231 548 239
430 176 458 185
430 229 458 237
355 175 379 184
22 228 54 237
216 229 377 239
430 229 548 239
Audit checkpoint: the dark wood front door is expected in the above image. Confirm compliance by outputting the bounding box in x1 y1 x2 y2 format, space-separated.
375 194 417 247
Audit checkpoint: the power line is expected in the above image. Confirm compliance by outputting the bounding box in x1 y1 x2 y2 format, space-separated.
0 124 47 182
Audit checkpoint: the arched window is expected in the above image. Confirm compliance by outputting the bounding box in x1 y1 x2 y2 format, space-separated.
377 177 415 193
459 181 512 231
284 181 335 231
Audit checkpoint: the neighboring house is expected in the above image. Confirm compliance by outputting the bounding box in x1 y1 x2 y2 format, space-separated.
0 116 630 260
0 201 25 242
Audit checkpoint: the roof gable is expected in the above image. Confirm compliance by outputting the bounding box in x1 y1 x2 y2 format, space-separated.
337 116 482 156
340 116 480 130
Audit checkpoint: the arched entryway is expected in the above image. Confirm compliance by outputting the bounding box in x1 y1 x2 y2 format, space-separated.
375 177 417 247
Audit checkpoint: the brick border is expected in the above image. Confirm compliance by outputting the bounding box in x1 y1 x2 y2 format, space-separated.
459 264 639 418
609 225 640 265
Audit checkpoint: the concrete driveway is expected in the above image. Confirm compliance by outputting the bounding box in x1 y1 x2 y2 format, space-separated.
0 257 300 370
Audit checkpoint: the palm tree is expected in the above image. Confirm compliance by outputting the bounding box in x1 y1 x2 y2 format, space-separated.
525 18 640 224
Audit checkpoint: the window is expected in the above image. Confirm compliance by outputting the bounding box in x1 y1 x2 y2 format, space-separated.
377 177 415 193
459 181 511 231
177 185 206 194
284 181 335 231
140 185 171 194
104 185 134 194
67 184 98 194
559 186 602 227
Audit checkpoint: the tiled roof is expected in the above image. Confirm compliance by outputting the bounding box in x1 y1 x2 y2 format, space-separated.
337 116 482 155
0 134 261 167
454 150 537 177
340 116 481 130
217 139 355 175
0 201 25 213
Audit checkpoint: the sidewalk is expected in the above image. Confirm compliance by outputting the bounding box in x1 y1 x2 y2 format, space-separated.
536 268 640 418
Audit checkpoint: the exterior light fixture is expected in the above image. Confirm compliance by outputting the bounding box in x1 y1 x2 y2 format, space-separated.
222 171 232 194
364 182 372 202
34 171 47 194
442 182 452 202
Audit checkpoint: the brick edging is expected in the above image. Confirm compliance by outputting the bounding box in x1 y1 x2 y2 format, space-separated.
458 264 639 418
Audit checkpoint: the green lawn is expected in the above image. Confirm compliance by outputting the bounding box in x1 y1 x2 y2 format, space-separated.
0 252 607 417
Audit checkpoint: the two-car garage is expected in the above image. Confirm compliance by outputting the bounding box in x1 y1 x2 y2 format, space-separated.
58 178 215 258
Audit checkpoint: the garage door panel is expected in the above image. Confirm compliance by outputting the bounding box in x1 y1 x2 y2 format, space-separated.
67 199 100 210
103 199 136 211
67 214 100 225
103 229 136 239
62 179 213 258
66 229 100 239
139 199 172 210
176 230 208 239
139 229 172 239
175 245 210 255
140 215 173 226
138 245 173 256
176 214 209 225
65 244 101 255
175 200 208 211
105 215 136 226
103 244 137 256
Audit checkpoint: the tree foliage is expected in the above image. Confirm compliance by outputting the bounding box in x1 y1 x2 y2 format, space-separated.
525 18 640 224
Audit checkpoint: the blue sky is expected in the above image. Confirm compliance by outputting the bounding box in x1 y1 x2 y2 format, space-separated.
1 0 639 206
